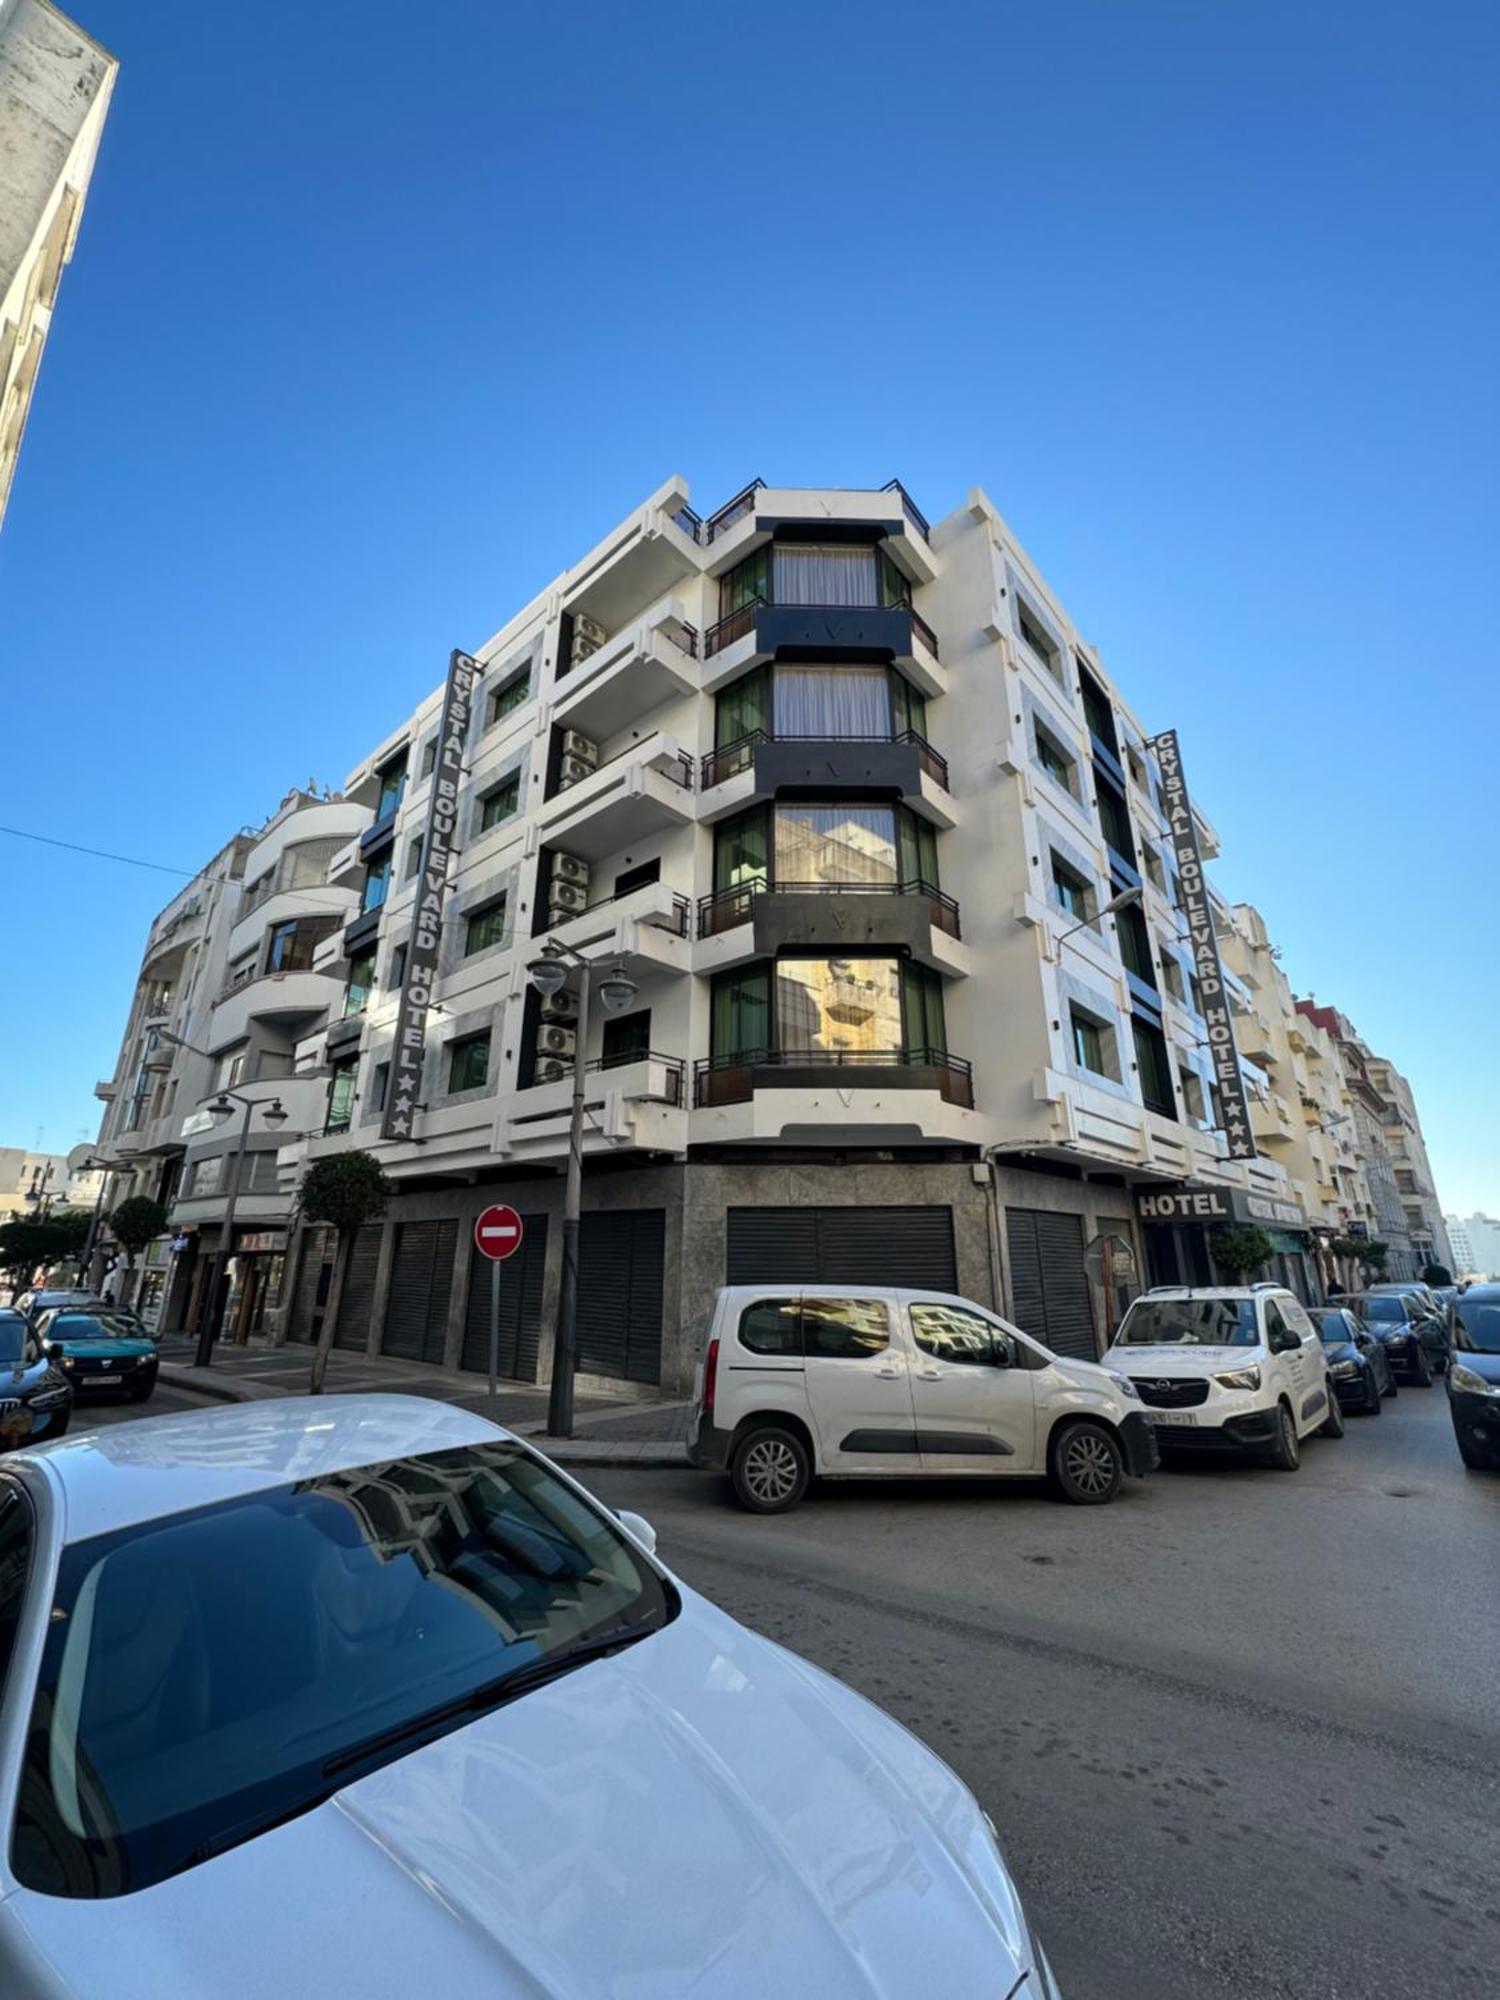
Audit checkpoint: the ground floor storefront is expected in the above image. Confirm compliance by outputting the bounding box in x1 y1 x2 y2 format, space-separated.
274 1156 1146 1395
1137 1181 1320 1304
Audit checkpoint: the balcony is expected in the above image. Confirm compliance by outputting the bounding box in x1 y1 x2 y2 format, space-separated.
538 731 696 862
700 600 945 699
538 878 692 979
695 878 968 978
698 729 954 831
698 482 938 586
694 1046 973 1111
562 483 703 634
497 1053 688 1162
553 603 700 740
208 968 335 1050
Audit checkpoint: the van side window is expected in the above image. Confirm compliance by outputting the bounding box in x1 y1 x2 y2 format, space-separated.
801 1298 890 1360
738 1300 802 1357
910 1303 1001 1367
1281 1299 1314 1338
1262 1301 1288 1350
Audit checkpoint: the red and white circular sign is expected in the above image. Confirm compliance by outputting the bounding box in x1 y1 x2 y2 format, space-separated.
474 1203 524 1262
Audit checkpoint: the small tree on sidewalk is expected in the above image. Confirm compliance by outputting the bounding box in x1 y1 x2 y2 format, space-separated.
1421 1261 1452 1287
106 1197 169 1300
299 1152 390 1394
1208 1223 1273 1284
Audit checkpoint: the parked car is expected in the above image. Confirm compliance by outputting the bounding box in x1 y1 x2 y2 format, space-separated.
1103 1286 1342 1468
1318 1306 1396 1415
1343 1291 1447 1383
12 1287 103 1327
1445 1282 1500 1470
0 1309 72 1450
688 1284 1157 1512
0 1397 1061 1997
30 1308 160 1402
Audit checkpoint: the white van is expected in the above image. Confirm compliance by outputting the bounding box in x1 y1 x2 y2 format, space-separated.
687 1284 1158 1512
1103 1285 1343 1468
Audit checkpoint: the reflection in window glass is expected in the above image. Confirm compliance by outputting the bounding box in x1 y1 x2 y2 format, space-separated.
774 806 897 887
738 1301 802 1356
775 959 902 1056
910 1303 1000 1366
801 1298 890 1359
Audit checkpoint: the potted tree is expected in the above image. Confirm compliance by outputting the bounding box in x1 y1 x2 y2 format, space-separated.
105 1197 170 1308
1208 1223 1274 1285
298 1152 391 1394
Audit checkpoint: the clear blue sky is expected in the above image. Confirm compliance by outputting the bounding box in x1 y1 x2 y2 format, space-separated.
2 0 1495 1212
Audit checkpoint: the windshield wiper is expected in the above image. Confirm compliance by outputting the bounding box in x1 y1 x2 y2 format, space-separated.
322 1619 662 1782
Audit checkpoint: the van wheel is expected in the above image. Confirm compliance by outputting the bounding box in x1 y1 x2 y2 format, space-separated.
1318 1389 1345 1439
1266 1401 1301 1471
731 1426 811 1514
1049 1421 1123 1505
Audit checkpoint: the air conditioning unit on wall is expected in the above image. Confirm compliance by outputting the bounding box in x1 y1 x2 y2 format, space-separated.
548 880 588 915
558 755 596 789
561 730 598 766
537 1025 577 1059
537 990 577 1022
572 614 606 652
550 852 590 887
533 1056 571 1085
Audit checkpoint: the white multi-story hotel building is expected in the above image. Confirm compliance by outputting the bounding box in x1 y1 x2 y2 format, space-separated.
0 0 115 530
267 477 1324 1391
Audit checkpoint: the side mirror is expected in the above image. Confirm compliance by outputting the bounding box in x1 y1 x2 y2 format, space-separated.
616 1509 657 1556
45 1343 64 1364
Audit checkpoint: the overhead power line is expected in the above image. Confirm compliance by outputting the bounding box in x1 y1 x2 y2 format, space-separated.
0 822 193 877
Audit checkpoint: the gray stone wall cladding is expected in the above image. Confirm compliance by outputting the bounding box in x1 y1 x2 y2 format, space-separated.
1021 684 1083 806
348 1162 1138 1393
441 860 523 981
1055 962 1131 1097
467 745 530 848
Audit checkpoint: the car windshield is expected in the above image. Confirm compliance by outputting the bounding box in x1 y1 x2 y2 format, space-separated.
1452 1296 1500 1354
1115 1298 1260 1346
13 1439 676 1898
49 1314 144 1343
1318 1313 1355 1345
1347 1295 1404 1323
0 1315 27 1365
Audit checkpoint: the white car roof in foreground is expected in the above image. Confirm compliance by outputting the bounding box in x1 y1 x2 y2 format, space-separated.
1133 1287 1282 1301
11 1395 507 1545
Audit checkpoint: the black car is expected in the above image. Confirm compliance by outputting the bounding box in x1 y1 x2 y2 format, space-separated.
0 1308 74 1450
1446 1284 1500 1470
1318 1307 1396 1414
1344 1291 1447 1383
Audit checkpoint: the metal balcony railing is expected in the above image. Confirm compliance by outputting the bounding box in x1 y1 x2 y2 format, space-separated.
880 478 931 543
552 884 691 937
696 876 961 940
702 595 940 662
523 1051 685 1106
702 479 766 544
694 1045 972 1110
700 727 949 792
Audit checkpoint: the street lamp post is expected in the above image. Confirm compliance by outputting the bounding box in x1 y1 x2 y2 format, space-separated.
1052 882 1143 949
154 1030 288 1368
526 945 639 1437
77 1158 118 1289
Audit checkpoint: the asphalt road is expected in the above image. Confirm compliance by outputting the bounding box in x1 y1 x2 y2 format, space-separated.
81 1377 1499 1998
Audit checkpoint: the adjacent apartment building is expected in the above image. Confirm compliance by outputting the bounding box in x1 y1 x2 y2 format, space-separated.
265 477 1329 1391
0 0 116 529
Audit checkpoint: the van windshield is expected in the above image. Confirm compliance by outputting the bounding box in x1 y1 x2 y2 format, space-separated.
1115 1299 1260 1347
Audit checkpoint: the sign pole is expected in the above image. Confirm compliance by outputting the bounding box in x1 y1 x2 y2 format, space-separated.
489 1255 501 1407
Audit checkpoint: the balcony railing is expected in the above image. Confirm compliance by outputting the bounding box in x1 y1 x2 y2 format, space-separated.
554 885 690 937
700 727 949 792
880 478 931 543
694 1045 973 1110
523 1051 685 1106
552 736 695 803
696 876 961 941
702 595 941 662
702 479 766 544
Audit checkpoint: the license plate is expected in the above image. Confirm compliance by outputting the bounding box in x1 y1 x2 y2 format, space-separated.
83 1374 117 1386
1153 1410 1198 1427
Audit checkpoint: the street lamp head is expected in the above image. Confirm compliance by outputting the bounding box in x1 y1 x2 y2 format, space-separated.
1102 885 1143 918
597 961 639 1018
207 1095 235 1124
261 1098 289 1129
527 955 569 1000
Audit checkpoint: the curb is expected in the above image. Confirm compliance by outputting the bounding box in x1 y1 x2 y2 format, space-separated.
157 1364 259 1404
533 1443 692 1470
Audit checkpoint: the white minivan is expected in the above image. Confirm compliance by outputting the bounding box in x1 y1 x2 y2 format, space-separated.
687 1284 1158 1512
1103 1285 1343 1468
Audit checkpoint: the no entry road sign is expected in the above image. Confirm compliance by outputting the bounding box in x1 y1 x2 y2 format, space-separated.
474 1204 524 1262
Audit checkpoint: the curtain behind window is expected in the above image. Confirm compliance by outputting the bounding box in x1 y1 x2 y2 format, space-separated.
715 666 770 747
895 807 938 886
771 545 879 606
772 666 890 738
714 807 770 892
711 967 770 1059
902 963 948 1056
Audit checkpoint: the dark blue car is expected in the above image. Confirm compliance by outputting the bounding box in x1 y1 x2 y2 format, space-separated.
1318 1307 1397 1415
1446 1284 1500 1470
0 1308 74 1451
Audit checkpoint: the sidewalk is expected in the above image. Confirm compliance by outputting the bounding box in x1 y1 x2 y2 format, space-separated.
156 1337 693 1468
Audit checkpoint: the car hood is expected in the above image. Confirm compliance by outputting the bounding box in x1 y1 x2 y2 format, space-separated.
1103 1342 1266 1378
1453 1350 1500 1386
53 1338 155 1361
0 1592 1031 1999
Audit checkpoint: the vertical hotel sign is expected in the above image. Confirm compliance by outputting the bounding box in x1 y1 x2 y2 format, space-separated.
1151 729 1257 1162
382 649 478 1141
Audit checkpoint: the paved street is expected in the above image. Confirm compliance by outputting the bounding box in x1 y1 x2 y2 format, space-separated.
76 1377 1497 1999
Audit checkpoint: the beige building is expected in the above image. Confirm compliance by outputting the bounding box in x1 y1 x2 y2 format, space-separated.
1364 1056 1452 1275
0 0 116 529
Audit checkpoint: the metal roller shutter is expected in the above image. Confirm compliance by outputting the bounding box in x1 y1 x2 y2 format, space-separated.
577 1210 665 1385
1005 1209 1097 1360
726 1207 957 1291
286 1227 333 1344
461 1216 547 1380
334 1223 383 1352
382 1219 458 1365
